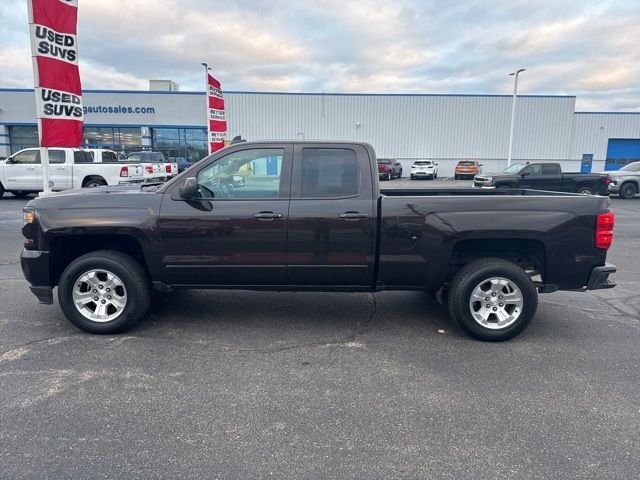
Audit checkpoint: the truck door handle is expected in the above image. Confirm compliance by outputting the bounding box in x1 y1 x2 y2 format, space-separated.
55 167 65 170
27 167 36 171
339 212 369 220
253 211 283 220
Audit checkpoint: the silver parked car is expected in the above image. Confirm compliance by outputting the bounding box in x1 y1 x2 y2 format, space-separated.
607 162 640 199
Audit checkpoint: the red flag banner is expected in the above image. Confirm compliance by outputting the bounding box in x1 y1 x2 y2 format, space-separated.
27 0 83 147
207 74 227 153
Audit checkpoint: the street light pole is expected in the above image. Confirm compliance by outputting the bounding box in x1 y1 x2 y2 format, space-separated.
201 62 212 154
507 68 526 167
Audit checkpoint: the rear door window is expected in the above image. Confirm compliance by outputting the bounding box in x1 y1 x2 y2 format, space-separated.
301 148 358 198
48 150 65 164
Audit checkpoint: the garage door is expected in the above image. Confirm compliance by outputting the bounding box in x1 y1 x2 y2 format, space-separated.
605 139 640 171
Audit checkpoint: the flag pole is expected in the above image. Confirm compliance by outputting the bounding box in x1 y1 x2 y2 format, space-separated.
27 1 52 196
201 62 211 155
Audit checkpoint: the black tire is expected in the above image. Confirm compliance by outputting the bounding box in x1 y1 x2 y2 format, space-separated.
434 172 438 179
410 174 415 180
618 182 638 199
447 258 538 341
58 250 151 334
11 191 31 198
577 185 594 195
84 177 107 188
0 182 5 199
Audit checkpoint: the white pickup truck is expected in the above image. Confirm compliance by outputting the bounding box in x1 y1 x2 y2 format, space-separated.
0 148 144 198
126 151 178 182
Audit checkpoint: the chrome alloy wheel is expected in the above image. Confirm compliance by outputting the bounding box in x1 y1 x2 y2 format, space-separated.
72 269 128 322
468 277 523 329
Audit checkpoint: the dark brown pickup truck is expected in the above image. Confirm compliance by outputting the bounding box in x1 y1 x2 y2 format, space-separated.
21 141 616 341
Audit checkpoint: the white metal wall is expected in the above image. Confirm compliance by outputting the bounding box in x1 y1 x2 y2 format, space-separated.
225 93 577 161
571 113 640 161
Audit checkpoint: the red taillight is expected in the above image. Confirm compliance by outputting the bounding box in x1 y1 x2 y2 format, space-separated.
145 165 153 174
379 166 389 172
119 166 128 177
595 211 614 249
604 175 613 185
165 164 172 174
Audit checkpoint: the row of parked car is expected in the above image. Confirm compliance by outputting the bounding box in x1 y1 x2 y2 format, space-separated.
378 158 483 180
376 156 639 198
0 148 180 198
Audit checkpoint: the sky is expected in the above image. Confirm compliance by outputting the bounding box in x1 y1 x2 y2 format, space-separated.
0 0 638 111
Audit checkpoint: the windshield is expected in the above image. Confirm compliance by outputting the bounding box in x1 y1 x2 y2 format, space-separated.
501 163 526 174
619 162 640 172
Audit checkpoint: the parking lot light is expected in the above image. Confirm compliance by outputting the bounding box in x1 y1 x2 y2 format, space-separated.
507 68 526 167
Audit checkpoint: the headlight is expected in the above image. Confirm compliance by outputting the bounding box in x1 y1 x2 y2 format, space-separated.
483 177 493 185
22 208 37 249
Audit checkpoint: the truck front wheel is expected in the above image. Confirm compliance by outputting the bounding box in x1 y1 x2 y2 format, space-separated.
58 250 151 334
447 259 538 341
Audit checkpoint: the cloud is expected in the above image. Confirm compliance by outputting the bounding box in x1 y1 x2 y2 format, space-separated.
0 0 638 111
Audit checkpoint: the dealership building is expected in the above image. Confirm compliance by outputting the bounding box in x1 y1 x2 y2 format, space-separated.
1 86 639 175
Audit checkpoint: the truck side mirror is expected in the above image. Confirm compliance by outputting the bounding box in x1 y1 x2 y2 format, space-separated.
521 172 530 177
179 177 198 199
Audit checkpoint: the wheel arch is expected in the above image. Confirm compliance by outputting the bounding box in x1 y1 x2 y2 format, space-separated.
448 238 547 284
82 175 107 187
48 233 153 286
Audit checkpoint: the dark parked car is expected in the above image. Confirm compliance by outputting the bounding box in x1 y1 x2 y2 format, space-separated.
473 162 612 195
377 158 402 180
21 141 616 342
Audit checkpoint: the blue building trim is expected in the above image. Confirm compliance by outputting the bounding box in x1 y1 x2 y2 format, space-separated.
575 111 640 115
0 122 206 129
0 87 576 99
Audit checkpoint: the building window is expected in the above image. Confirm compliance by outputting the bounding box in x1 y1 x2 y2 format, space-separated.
151 127 208 163
82 127 142 154
9 126 39 153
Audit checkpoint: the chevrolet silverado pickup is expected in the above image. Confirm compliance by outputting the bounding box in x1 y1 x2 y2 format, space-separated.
473 162 612 195
20 141 617 341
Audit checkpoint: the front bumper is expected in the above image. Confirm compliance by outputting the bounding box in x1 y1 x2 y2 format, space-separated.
20 249 54 304
586 263 617 290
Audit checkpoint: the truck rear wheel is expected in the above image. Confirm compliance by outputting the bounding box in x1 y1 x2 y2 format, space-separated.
58 250 151 334
0 182 4 198
447 259 538 341
84 177 107 188
577 186 594 195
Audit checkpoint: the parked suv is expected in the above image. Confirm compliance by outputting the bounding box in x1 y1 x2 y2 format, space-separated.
410 160 438 180
455 160 482 179
377 158 402 180
606 162 640 199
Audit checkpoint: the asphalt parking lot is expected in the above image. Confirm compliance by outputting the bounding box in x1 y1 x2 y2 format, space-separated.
1 187 639 479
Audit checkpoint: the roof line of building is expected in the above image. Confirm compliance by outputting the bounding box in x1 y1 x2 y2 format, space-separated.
0 87 576 99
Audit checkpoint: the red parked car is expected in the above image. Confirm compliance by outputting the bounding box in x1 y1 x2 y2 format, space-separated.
378 158 402 180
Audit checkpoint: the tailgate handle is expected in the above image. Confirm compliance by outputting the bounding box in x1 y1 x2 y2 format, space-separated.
339 212 369 220
253 211 283 220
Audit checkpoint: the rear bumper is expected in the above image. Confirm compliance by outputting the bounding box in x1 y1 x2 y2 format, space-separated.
21 249 54 304
586 263 617 290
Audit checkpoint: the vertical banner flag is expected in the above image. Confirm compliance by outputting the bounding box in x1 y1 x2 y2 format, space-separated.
207 74 226 153
27 0 84 147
